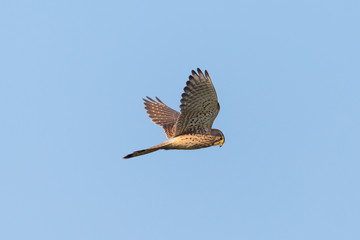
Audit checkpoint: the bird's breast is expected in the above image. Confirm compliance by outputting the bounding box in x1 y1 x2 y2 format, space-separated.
168 134 216 149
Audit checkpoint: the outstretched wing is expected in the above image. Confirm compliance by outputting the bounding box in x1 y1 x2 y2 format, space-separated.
174 68 220 136
143 96 180 138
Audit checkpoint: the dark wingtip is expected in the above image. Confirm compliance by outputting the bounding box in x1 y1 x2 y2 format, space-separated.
197 68 205 79
146 96 155 102
155 97 163 104
204 70 211 81
143 96 152 103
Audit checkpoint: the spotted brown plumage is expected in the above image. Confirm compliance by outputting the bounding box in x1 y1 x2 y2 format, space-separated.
123 68 225 159
143 96 180 138
174 69 220 136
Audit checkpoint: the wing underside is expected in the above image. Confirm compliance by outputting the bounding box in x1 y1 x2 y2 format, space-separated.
143 96 180 138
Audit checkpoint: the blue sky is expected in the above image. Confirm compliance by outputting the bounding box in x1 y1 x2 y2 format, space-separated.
1 0 359 239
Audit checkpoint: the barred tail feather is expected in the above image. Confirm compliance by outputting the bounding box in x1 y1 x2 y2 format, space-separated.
123 147 160 159
123 140 172 159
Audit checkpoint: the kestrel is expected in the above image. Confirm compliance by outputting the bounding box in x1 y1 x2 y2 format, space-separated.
123 68 225 159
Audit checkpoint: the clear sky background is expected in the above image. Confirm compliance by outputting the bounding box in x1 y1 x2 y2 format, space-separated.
1 0 359 239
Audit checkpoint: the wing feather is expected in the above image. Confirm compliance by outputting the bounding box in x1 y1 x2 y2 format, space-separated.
174 68 220 136
143 96 180 138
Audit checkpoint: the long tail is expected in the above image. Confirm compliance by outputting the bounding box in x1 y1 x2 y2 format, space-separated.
123 147 160 159
123 140 172 159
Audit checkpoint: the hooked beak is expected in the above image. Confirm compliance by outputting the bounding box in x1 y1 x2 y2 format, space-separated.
219 139 224 147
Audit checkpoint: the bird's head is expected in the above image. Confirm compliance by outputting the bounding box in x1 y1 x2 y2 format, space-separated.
211 128 225 147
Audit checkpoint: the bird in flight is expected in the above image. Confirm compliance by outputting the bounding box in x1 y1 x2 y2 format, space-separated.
123 68 225 159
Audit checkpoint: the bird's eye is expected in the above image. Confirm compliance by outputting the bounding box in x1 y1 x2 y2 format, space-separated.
219 137 223 141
